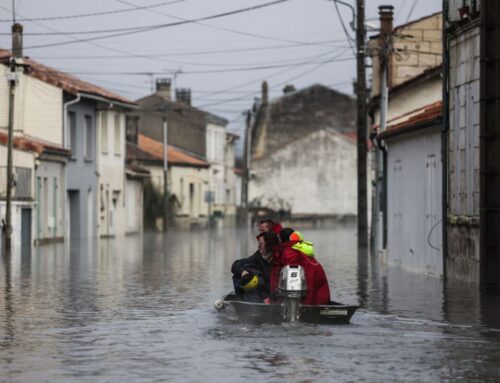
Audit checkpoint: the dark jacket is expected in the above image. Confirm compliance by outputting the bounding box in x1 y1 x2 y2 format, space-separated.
231 250 273 294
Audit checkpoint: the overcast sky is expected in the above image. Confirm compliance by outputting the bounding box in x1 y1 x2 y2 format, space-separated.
0 0 441 139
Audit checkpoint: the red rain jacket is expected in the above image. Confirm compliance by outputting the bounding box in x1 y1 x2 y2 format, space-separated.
270 241 331 305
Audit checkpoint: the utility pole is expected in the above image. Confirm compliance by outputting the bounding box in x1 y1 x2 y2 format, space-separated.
163 116 169 232
356 0 368 257
3 23 22 256
241 110 251 227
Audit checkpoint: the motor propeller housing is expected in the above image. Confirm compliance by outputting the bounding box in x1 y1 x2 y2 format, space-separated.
278 265 307 299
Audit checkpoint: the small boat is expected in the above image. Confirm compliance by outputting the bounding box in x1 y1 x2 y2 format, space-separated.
216 292 359 325
215 265 358 324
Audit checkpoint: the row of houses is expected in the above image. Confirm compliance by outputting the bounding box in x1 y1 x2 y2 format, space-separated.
370 1 500 291
0 28 240 252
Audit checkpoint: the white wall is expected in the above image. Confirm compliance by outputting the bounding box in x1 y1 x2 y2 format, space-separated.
125 178 143 233
386 128 443 277
96 110 127 237
0 66 63 145
249 129 357 216
35 159 66 240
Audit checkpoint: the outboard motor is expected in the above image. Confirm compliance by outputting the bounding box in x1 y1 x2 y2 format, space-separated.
278 265 307 322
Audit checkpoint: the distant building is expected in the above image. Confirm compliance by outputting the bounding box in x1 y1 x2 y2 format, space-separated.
128 79 238 227
126 134 210 229
248 82 357 224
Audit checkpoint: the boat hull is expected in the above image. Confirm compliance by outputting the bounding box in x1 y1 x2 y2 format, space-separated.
219 293 358 324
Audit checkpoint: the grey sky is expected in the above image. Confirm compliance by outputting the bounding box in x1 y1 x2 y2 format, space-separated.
0 0 441 138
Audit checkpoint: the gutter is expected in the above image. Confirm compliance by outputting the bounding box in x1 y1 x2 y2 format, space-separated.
79 92 138 110
63 93 81 149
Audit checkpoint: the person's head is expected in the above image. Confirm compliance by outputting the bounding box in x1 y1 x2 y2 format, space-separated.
279 227 295 243
258 218 275 232
257 231 280 261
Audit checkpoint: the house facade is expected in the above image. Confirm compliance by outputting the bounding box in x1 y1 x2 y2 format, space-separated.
126 134 210 230
248 82 357 223
369 9 444 276
444 0 500 290
0 47 139 246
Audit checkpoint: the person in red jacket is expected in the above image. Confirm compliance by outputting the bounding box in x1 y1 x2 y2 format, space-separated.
270 228 331 305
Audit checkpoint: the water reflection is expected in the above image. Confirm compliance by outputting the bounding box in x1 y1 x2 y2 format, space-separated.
0 227 499 382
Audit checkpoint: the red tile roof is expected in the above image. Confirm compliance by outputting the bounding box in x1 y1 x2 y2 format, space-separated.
0 131 70 156
378 101 443 139
137 134 209 167
0 49 135 105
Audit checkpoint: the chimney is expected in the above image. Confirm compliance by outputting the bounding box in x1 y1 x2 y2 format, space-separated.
379 5 394 39
12 23 23 59
282 84 296 95
155 78 172 101
261 81 268 105
379 5 394 88
175 88 191 106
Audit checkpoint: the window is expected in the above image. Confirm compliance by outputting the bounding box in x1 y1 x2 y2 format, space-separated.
101 112 108 154
114 114 121 155
69 112 77 157
85 115 92 160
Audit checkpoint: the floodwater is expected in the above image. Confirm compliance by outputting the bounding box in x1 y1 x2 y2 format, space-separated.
1 226 500 383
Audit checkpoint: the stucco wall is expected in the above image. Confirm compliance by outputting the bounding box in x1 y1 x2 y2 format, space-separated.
386 127 443 277
35 159 66 241
143 164 209 229
96 110 127 237
0 66 63 145
66 100 98 239
249 129 356 216
447 23 480 284
125 178 143 234
373 77 442 126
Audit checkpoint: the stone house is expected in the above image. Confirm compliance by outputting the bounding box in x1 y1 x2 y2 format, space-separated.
248 82 357 224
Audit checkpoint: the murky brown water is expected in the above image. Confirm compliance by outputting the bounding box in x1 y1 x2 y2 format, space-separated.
1 226 500 382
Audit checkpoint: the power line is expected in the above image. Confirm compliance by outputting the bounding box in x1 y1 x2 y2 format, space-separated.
117 0 320 46
0 0 187 22
30 40 348 60
16 0 294 50
41 56 354 76
333 0 356 56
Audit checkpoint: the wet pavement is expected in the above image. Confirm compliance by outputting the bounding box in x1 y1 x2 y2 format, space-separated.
1 226 500 382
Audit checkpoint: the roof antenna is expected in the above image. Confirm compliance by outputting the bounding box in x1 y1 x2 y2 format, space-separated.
12 0 15 23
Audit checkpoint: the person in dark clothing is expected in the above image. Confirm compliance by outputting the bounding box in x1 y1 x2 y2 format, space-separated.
231 231 280 301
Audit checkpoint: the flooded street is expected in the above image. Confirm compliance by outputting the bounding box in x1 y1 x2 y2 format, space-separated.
1 226 500 382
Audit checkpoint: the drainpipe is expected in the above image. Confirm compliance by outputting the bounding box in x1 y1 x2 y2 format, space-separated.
441 0 449 281
63 93 81 149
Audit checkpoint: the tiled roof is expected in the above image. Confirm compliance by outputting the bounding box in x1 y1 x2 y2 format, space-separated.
0 49 136 105
0 131 70 156
137 134 209 167
378 101 443 139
